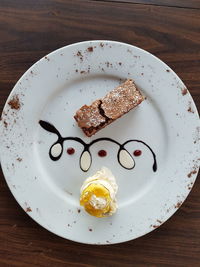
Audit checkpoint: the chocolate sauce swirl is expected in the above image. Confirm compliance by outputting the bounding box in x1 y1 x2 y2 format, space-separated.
39 120 157 172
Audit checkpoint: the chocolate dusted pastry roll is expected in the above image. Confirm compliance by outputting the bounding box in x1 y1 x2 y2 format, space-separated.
74 79 144 137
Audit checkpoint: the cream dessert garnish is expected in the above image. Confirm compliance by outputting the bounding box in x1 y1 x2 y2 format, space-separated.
80 167 118 217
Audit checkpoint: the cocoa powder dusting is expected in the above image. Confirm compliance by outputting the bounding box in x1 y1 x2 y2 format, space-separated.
151 224 159 229
174 201 182 208
187 170 197 178
77 51 82 57
187 102 194 113
26 207 32 212
188 107 194 113
87 47 93 52
3 121 8 128
8 95 21 110
181 88 188 96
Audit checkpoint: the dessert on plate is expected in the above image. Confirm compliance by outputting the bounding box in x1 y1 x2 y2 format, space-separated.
74 79 144 137
80 167 118 217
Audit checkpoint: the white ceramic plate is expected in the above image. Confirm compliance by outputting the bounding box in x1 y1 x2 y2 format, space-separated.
0 41 199 245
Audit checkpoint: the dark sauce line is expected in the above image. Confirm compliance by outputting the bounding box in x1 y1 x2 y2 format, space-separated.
39 120 157 172
49 137 85 161
117 148 135 170
123 140 157 172
39 120 61 138
89 137 121 147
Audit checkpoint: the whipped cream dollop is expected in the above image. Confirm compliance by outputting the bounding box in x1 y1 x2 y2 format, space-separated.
89 194 107 210
80 167 118 217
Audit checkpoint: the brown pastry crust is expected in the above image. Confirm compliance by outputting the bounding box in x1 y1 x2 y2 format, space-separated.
74 79 144 137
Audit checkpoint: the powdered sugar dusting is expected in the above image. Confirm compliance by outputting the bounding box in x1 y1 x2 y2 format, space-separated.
101 79 144 119
75 100 106 128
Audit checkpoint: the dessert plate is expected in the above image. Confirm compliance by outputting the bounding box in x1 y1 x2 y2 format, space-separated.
0 40 199 244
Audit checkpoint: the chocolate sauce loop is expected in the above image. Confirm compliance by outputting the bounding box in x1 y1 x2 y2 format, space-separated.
117 148 135 170
123 140 157 172
80 149 92 172
50 142 63 161
39 120 157 172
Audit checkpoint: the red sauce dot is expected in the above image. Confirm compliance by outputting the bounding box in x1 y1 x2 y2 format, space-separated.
98 150 107 157
67 147 75 155
133 150 142 156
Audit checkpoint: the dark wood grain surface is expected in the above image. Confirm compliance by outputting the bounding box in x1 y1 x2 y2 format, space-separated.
0 0 199 266
103 0 200 9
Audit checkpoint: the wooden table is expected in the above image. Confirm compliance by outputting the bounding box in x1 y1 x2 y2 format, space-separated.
0 0 199 266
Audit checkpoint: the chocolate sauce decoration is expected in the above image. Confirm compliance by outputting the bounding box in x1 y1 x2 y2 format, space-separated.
39 120 157 172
